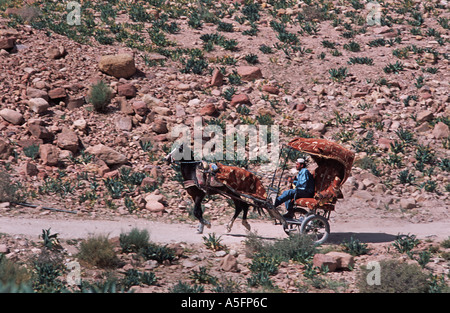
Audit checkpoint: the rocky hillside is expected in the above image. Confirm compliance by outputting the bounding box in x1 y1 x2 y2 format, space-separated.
0 0 448 293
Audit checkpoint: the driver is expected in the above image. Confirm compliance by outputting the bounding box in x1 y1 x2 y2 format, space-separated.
273 158 315 219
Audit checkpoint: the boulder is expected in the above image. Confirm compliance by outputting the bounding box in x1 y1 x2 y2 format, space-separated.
432 122 449 139
26 87 49 101
85 144 127 166
400 198 416 210
117 83 137 98
28 98 49 114
115 116 133 131
313 252 354 272
325 252 355 270
0 108 24 125
210 69 224 87
219 254 239 272
144 193 165 212
39 144 60 166
48 87 67 100
46 45 66 59
152 119 168 134
262 85 279 94
230 94 251 107
28 124 54 140
0 139 12 159
200 103 218 116
132 101 148 116
0 37 16 51
313 254 338 272
21 161 38 176
56 127 79 153
236 66 262 81
416 110 434 124
98 54 136 79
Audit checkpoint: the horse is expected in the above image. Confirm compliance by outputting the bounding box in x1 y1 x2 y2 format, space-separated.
164 143 255 234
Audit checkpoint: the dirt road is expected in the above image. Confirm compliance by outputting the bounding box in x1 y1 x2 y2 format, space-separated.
0 213 448 245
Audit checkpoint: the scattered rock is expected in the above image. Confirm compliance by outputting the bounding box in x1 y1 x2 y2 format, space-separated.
48 87 67 100
28 98 50 114
152 119 168 134
85 144 127 166
219 254 239 272
98 54 136 79
210 69 224 87
132 101 148 116
115 116 133 131
39 144 60 166
118 83 137 98
230 94 251 107
236 66 262 81
400 198 416 210
56 127 79 153
0 108 24 125
200 103 218 116
432 122 449 139
46 45 66 59
0 139 12 159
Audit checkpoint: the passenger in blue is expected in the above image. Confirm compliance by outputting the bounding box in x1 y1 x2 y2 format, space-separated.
274 158 315 219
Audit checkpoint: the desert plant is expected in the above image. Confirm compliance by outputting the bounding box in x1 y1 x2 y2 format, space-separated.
217 21 234 32
343 41 360 52
190 266 217 285
348 57 373 65
78 234 119 268
88 80 111 112
357 259 429 293
40 228 60 250
383 61 404 74
398 169 415 185
140 243 175 264
244 53 259 64
122 269 157 289
342 236 369 256
203 233 225 251
329 67 348 82
392 234 420 254
169 281 204 293
119 228 150 253
259 44 273 54
23 144 40 159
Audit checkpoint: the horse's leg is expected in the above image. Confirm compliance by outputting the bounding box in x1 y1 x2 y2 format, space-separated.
240 201 251 231
226 203 241 233
193 192 210 234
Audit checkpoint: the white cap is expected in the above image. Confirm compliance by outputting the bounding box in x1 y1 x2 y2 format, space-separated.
297 158 305 164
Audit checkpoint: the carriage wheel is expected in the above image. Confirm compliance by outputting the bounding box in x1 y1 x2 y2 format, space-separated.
300 214 330 244
282 209 308 236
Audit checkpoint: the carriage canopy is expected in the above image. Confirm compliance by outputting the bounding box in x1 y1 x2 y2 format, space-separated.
287 137 355 185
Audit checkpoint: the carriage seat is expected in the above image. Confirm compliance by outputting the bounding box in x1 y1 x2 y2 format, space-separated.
294 169 342 211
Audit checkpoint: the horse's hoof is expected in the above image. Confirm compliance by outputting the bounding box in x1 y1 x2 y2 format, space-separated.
197 223 204 234
242 221 251 231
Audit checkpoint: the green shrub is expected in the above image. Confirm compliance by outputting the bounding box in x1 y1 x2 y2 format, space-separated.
78 235 119 268
357 259 429 293
140 243 175 264
0 253 30 287
169 281 204 293
392 234 420 254
31 250 66 293
88 80 111 112
342 236 369 256
119 228 150 253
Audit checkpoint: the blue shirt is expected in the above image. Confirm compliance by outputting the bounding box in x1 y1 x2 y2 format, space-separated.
294 168 315 194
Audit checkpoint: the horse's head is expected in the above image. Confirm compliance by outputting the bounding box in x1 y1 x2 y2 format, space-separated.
164 142 193 165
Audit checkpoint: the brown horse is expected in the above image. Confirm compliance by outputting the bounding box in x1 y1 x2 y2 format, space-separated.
165 143 257 234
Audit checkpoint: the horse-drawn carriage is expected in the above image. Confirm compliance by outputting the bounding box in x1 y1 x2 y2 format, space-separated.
165 137 355 244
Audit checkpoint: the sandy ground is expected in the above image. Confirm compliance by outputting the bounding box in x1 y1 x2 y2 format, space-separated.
0 212 448 245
